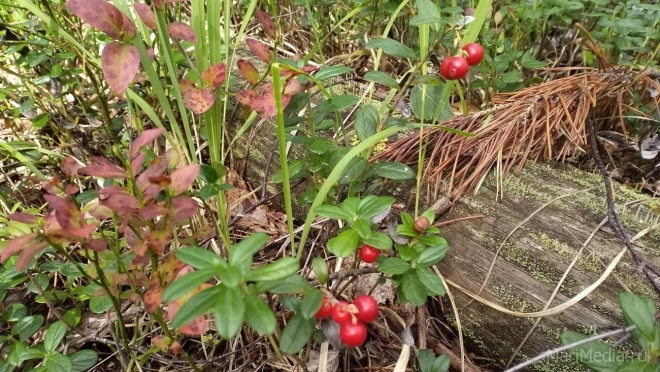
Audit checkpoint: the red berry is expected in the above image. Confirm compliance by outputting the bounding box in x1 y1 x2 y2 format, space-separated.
359 245 379 263
440 56 469 80
315 296 333 319
339 321 367 347
353 295 379 323
462 43 485 66
331 301 353 324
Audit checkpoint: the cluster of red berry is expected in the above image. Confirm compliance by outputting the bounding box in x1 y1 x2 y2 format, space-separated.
314 294 379 347
440 43 485 80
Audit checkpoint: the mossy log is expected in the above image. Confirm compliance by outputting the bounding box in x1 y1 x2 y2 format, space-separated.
434 161 660 371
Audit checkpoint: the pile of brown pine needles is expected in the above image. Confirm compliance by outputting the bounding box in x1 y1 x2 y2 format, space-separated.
373 67 660 203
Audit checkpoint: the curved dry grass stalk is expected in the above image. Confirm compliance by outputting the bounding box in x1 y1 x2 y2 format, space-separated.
373 67 660 203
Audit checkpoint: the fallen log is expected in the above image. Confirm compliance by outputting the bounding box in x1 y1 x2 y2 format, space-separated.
432 161 660 371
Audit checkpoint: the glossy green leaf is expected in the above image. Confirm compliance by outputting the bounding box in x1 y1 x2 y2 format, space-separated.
198 164 218 183
365 38 416 59
338 157 368 185
615 361 654 372
245 257 299 282
45 321 67 353
416 268 446 296
171 286 221 328
244 293 276 335
312 257 329 285
414 240 449 267
327 229 360 257
45 352 72 372
315 95 360 114
70 350 98 372
176 247 224 269
358 196 395 220
214 285 245 339
619 292 657 351
228 233 269 274
314 66 352 80
365 161 414 180
363 231 393 250
217 265 243 288
162 268 216 303
355 105 378 142
255 274 313 294
399 272 427 306
363 71 399 88
279 313 316 354
352 219 373 239
378 257 411 275
410 85 453 122
315 205 353 221
300 289 324 319
12 315 44 341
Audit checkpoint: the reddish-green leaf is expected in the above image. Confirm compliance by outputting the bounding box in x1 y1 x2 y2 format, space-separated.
7 213 38 224
83 239 108 252
131 152 146 174
201 63 227 88
236 90 263 111
80 163 129 179
60 156 80 176
16 242 48 272
284 78 312 95
167 22 197 42
130 128 164 159
101 193 140 216
152 0 165 10
134 3 157 30
260 91 291 118
182 87 216 114
149 229 172 255
101 42 140 95
168 197 199 224
168 165 200 196
151 335 171 349
43 194 84 233
0 234 37 264
237 60 259 84
245 38 271 63
65 0 136 41
256 9 276 39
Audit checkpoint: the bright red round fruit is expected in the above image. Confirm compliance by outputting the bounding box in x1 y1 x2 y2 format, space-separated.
315 296 333 319
440 56 470 80
339 321 367 347
359 245 379 263
462 43 485 66
331 301 353 324
353 295 379 323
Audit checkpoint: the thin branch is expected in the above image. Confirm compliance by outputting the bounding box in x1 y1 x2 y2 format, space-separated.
503 326 636 372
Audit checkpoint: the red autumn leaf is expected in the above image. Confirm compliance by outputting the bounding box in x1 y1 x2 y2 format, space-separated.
153 0 165 10
98 186 129 199
256 9 276 40
168 196 199 225
132 239 149 256
41 177 64 195
146 47 155 62
245 38 272 63
255 81 273 93
201 63 227 88
236 89 264 112
140 204 169 219
7 213 38 224
69 222 98 240
0 234 37 264
169 341 182 355
65 185 79 195
144 287 163 313
260 91 291 118
60 156 80 176
130 127 165 159
237 59 260 84
179 314 207 336
102 193 140 216
179 79 195 92
65 0 136 41
137 156 169 191
167 22 197 43
148 229 172 255
149 175 172 187
80 163 129 179
134 3 157 31
90 204 113 220
83 239 108 252
16 242 49 272
131 152 147 174
182 87 216 114
167 164 200 196
101 41 140 95
44 194 81 227
285 78 313 95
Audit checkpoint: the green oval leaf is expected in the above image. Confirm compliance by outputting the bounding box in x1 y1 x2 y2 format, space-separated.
355 105 378 142
365 38 416 59
399 272 427 306
228 233 269 274
245 257 299 282
414 240 449 267
315 205 353 221
279 313 316 354
171 286 221 329
363 231 393 250
327 229 360 258
214 285 245 339
176 247 224 269
416 268 446 296
314 66 353 80
12 315 44 341
363 71 399 89
244 293 276 335
162 268 216 303
378 257 411 275
45 352 72 372
300 289 324 319
70 349 98 372
45 321 67 353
